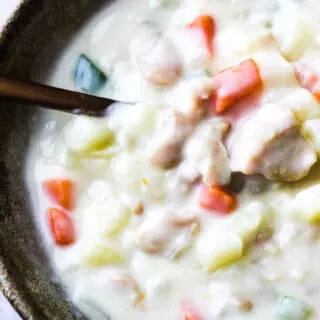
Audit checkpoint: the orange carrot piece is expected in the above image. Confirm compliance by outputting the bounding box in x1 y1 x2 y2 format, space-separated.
212 59 262 114
181 301 203 320
47 208 76 246
199 185 237 214
188 15 216 55
43 179 76 211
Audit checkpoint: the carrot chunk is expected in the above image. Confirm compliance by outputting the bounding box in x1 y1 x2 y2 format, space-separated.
182 301 202 320
43 179 76 211
47 208 76 246
295 63 320 101
212 59 262 114
199 185 237 214
188 15 216 55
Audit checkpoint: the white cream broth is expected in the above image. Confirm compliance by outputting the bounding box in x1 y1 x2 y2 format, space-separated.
26 0 320 319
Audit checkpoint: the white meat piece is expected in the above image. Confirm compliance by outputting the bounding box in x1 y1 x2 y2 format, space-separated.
138 211 174 254
229 103 317 181
169 27 210 72
183 119 231 186
164 76 213 119
138 210 197 255
130 34 182 86
149 111 195 169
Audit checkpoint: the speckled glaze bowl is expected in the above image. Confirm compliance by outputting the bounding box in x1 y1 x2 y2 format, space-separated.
0 1 111 319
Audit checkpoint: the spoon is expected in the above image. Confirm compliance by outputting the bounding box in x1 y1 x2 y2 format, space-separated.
0 76 122 116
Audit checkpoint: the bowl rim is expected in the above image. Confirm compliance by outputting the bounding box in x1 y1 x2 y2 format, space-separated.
0 3 45 319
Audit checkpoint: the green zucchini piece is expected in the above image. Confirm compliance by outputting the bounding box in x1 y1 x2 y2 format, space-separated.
74 54 107 93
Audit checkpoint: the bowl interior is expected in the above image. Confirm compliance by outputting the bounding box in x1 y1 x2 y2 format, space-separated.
0 0 112 318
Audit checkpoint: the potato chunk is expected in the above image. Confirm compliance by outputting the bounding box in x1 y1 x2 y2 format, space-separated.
272 6 312 60
227 202 272 244
196 230 243 272
295 185 320 223
65 117 115 153
82 243 124 267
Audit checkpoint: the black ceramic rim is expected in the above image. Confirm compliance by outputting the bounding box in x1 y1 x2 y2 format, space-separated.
0 2 45 318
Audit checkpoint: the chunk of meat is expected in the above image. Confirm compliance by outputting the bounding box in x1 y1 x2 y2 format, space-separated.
138 210 198 256
187 15 216 55
138 212 174 254
183 119 231 186
294 63 320 101
150 111 195 169
166 76 214 120
228 103 317 181
212 59 262 114
130 34 182 86
202 140 230 186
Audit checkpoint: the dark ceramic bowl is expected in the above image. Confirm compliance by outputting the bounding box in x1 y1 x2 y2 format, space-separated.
0 1 113 319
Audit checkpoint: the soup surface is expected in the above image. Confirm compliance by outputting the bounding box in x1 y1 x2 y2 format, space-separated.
27 0 320 319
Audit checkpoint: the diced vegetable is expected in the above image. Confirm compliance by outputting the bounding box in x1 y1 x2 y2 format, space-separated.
278 88 320 123
227 201 272 244
276 296 313 320
199 185 237 214
272 6 312 60
43 179 76 211
295 184 320 223
82 243 124 267
196 229 243 271
85 198 131 238
47 208 76 246
181 301 202 320
212 59 262 114
105 205 131 238
294 64 320 102
65 117 115 153
74 54 107 93
302 119 320 154
188 15 216 55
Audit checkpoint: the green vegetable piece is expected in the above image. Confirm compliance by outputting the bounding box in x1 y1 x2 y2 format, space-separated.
276 296 313 320
74 54 107 93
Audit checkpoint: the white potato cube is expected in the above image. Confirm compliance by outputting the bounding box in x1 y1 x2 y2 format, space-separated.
83 197 131 238
295 185 320 223
302 119 320 154
227 202 272 244
272 6 312 60
108 102 158 138
281 89 320 123
196 230 243 272
65 116 115 153
81 243 124 267
214 24 275 69
251 51 297 89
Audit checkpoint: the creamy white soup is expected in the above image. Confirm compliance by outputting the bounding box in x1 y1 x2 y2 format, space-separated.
26 0 320 319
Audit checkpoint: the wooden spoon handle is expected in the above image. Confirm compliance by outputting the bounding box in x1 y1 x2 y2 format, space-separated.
0 77 114 116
